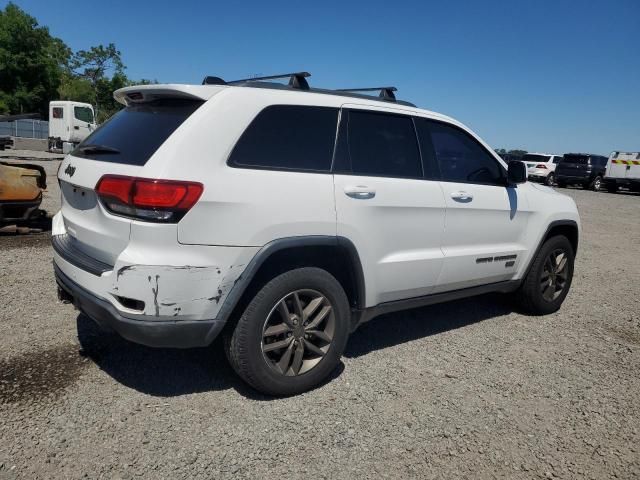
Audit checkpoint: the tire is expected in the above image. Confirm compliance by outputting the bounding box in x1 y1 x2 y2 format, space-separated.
516 235 574 315
225 267 350 396
556 180 567 188
606 183 618 193
545 173 555 186
589 175 603 191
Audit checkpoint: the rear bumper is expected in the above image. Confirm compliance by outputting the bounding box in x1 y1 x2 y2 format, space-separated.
604 177 639 187
55 263 225 348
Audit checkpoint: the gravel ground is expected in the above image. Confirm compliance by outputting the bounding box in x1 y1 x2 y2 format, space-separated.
1 161 639 479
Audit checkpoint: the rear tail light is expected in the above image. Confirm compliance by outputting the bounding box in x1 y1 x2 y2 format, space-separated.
95 175 203 222
536 164 548 169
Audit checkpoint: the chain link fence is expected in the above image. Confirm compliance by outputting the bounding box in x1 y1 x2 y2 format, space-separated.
0 119 49 139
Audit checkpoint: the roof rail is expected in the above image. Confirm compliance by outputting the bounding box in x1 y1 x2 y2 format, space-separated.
335 87 397 101
201 72 412 105
202 72 311 90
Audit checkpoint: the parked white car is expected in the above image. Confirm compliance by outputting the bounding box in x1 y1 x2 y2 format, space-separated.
603 151 640 193
52 72 580 395
521 153 563 186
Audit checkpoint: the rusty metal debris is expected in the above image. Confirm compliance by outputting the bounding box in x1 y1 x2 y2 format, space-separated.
0 161 47 224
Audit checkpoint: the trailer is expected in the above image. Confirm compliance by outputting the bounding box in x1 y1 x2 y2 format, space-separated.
603 151 640 193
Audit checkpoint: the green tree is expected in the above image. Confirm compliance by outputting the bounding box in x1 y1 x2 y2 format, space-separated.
69 43 125 119
0 2 69 116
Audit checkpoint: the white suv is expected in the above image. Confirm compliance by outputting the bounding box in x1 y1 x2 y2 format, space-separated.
52 72 580 395
522 153 563 186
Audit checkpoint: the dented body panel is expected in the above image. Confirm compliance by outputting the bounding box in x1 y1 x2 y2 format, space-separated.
52 209 259 325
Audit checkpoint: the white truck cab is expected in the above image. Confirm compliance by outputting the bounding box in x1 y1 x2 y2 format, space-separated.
48 101 97 153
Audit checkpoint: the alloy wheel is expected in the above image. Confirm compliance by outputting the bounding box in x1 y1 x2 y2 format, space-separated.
261 289 335 376
540 249 569 302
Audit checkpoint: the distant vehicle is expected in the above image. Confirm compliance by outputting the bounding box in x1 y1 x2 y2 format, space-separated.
521 153 563 186
48 101 97 153
555 153 608 190
0 136 12 151
603 152 640 193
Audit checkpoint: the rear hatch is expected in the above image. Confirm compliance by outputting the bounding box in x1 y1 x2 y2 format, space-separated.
556 154 590 177
522 154 551 173
58 97 205 266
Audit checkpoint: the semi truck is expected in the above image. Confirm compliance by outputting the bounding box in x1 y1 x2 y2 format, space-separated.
48 101 97 153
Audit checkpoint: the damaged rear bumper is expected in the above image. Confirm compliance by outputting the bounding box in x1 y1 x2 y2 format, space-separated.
55 264 225 348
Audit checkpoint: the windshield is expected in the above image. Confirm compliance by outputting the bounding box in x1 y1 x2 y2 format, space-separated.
522 154 551 164
74 106 94 123
71 99 203 166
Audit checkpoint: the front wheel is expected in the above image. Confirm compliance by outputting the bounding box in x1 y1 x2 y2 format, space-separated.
225 267 350 396
545 173 555 186
516 235 575 315
556 180 567 188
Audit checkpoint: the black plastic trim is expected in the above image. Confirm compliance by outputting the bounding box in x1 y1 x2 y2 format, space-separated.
354 280 521 326
51 234 113 276
215 236 366 324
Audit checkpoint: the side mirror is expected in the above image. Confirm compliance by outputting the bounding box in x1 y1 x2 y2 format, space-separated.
507 161 527 185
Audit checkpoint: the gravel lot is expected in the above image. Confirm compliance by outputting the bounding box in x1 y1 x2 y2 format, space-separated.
1 159 639 479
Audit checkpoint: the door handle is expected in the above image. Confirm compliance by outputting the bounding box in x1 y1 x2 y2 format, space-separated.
450 191 473 201
344 186 376 200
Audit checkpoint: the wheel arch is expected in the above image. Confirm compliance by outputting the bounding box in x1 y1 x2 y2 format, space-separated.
523 220 579 280
216 236 366 328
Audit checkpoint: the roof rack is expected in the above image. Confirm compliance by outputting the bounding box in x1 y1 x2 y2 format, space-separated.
200 72 414 106
335 87 397 101
202 72 311 90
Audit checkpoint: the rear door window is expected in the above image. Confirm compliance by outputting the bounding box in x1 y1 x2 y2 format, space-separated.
72 99 203 165
343 110 422 178
229 105 338 172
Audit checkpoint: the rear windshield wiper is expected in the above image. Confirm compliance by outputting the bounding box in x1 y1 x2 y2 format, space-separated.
78 144 120 154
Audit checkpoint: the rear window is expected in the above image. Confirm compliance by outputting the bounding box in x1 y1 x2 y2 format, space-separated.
229 105 338 172
52 107 63 119
522 154 551 163
72 99 203 165
561 155 589 165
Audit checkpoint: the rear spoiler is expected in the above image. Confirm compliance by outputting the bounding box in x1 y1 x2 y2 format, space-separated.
114 84 225 106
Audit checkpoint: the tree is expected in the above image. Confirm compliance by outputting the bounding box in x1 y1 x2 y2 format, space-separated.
0 3 69 116
69 43 125 118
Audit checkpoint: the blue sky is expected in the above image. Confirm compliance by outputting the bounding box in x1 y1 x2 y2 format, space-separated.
7 0 639 154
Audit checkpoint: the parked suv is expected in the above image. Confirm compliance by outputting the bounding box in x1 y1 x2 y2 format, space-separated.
521 153 562 186
52 72 580 395
555 153 608 190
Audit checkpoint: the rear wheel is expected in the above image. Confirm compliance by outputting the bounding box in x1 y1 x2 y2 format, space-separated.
589 175 603 191
225 267 350 396
516 235 574 315
606 183 618 193
545 173 555 186
556 180 567 188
